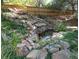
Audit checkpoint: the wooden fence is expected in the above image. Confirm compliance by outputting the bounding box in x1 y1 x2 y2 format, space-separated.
2 3 78 26
2 3 74 16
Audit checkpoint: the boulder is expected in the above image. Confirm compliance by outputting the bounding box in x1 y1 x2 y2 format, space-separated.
37 48 48 59
26 50 40 59
27 48 47 59
52 49 70 59
16 43 30 56
44 44 61 53
58 40 70 49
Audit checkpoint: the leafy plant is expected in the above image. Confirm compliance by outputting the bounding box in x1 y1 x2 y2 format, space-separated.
54 20 66 32
1 17 28 59
62 30 78 59
63 31 78 51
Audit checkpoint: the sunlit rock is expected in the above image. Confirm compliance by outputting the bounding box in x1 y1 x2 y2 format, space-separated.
26 50 40 59
52 33 64 39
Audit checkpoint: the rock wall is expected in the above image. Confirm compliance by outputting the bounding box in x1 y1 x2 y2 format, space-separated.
2 11 71 59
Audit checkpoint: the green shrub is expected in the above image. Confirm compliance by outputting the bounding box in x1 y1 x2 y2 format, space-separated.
1 17 28 59
54 20 66 32
62 30 78 59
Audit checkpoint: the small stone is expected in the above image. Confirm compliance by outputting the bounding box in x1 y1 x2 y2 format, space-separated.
49 47 59 53
54 44 62 48
20 20 26 23
35 23 46 27
21 40 33 50
52 33 64 39
44 44 60 53
34 43 40 48
18 15 28 19
28 33 39 42
42 36 51 40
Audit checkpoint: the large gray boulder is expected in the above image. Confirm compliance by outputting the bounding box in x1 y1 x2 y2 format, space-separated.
26 50 40 59
37 48 48 59
52 49 70 59
26 48 47 59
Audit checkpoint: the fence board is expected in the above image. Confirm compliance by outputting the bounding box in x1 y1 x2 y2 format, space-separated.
2 3 74 16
